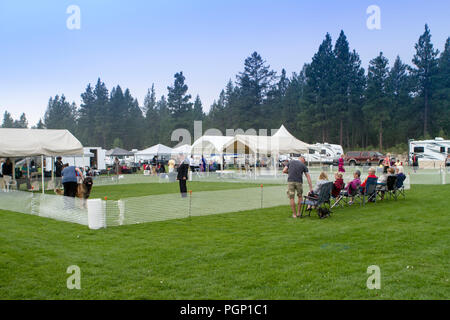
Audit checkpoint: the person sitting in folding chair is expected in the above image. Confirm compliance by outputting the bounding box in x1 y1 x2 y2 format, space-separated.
306 172 329 211
376 167 396 200
341 170 361 205
331 172 345 208
360 167 378 204
300 181 334 219
385 174 398 200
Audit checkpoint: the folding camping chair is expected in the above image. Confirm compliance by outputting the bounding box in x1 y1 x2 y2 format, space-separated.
300 182 333 218
331 182 345 209
385 175 398 200
394 173 406 199
361 177 378 205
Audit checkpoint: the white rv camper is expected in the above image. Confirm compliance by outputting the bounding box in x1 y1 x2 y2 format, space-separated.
408 137 450 164
303 143 344 164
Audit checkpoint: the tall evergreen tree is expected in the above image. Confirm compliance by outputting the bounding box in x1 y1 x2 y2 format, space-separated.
411 24 439 137
1 111 14 128
432 37 450 136
364 52 391 151
192 95 204 121
44 95 77 133
167 72 192 118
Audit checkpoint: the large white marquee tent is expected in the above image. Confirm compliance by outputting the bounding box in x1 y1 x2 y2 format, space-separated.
0 128 84 193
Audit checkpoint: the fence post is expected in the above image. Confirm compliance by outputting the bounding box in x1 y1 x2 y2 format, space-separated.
188 190 192 220
260 184 263 209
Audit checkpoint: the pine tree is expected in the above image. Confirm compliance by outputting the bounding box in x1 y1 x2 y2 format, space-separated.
14 113 28 128
192 95 204 121
364 52 391 151
44 95 77 133
411 24 439 137
167 72 193 118
2 111 15 128
432 37 450 137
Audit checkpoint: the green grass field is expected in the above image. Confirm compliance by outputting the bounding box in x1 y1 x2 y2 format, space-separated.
0 183 449 299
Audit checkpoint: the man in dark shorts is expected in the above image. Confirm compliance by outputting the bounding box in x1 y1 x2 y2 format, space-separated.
282 156 313 218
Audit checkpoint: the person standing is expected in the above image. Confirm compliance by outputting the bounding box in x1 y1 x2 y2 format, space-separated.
338 154 345 173
177 154 189 198
55 157 63 177
383 153 391 173
412 153 419 173
282 156 313 218
1 158 13 191
61 164 83 197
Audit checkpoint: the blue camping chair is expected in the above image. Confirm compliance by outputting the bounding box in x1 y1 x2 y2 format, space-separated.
360 177 378 205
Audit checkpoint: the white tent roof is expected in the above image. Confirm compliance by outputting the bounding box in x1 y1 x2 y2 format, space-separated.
191 136 234 155
136 144 173 156
171 144 191 155
0 128 84 157
222 125 310 155
271 125 310 154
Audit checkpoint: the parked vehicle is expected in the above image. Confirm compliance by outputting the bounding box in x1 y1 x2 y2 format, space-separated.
344 151 384 166
408 137 450 164
303 143 344 164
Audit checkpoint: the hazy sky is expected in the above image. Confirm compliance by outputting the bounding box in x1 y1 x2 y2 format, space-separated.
1 0 449 125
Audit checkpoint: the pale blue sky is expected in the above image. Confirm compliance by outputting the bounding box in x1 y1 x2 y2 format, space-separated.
1 0 449 125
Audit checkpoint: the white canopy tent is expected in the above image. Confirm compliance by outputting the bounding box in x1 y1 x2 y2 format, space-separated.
222 125 310 155
191 136 234 155
136 144 173 160
0 128 84 157
171 144 191 155
270 125 310 154
221 125 311 176
0 128 84 193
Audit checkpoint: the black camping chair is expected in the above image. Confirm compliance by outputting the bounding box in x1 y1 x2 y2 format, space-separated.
300 182 333 218
385 175 398 200
361 177 378 205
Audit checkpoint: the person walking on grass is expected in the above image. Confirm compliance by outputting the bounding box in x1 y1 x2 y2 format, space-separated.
282 156 313 218
177 154 190 198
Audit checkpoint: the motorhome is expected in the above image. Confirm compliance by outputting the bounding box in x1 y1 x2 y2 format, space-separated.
408 137 450 164
303 143 344 164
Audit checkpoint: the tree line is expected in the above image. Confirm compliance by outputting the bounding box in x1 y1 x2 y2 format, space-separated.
2 25 449 152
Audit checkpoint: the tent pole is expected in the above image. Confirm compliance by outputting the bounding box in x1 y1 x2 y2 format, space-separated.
41 155 45 194
51 156 54 190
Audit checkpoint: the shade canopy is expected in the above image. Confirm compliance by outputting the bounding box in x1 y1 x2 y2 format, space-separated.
270 125 310 154
222 125 310 155
171 144 191 155
191 136 234 155
136 144 173 156
106 148 134 157
0 128 84 158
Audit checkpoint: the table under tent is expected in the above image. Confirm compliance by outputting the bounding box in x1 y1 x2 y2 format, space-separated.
0 128 84 193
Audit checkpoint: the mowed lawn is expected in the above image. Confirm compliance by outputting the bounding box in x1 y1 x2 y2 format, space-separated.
46 181 265 200
0 184 449 299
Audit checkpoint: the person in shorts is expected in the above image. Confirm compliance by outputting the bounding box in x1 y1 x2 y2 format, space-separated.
282 156 313 218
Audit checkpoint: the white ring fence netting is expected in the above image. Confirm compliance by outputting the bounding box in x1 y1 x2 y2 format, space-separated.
1 165 447 230
0 185 287 229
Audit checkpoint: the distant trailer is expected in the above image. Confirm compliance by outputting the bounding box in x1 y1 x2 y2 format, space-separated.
303 143 344 164
408 137 450 164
